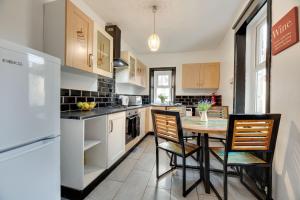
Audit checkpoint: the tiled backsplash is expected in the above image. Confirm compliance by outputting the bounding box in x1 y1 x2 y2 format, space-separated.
61 75 118 112
141 95 222 106
61 73 222 112
141 95 150 104
175 95 222 106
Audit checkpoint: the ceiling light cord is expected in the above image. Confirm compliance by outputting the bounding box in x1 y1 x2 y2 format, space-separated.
152 6 158 34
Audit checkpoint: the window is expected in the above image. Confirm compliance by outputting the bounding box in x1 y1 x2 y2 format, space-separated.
154 71 172 103
255 19 267 113
245 5 267 114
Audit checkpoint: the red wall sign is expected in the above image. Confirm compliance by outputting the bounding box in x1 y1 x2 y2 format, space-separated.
272 7 299 55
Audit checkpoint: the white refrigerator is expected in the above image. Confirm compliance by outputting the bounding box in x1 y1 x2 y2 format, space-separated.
0 40 61 200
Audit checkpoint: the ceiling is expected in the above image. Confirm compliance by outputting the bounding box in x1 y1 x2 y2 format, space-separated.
84 0 244 54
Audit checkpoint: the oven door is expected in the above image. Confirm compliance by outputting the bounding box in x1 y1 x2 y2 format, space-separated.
126 115 139 144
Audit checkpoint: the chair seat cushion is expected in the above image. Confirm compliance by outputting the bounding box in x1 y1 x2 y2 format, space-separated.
158 141 200 156
210 147 266 165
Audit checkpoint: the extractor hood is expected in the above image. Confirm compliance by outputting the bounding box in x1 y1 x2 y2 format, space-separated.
105 25 128 67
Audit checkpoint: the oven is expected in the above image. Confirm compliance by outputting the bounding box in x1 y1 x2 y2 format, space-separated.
125 109 140 145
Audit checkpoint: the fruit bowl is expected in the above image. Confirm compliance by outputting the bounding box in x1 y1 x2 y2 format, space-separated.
77 102 96 111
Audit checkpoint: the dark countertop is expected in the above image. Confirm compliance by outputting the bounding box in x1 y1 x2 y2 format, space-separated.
60 104 191 120
151 103 185 107
61 104 151 120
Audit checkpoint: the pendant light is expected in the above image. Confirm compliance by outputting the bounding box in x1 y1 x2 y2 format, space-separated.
148 5 160 52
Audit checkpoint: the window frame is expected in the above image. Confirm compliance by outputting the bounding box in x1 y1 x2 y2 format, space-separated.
154 71 172 103
149 67 176 104
244 4 268 114
233 0 271 114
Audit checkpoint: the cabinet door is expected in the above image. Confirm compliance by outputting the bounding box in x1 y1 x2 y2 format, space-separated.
182 64 201 89
136 59 142 85
146 107 153 132
129 55 136 82
66 0 93 72
139 109 146 138
200 63 220 89
107 113 125 167
141 64 147 87
93 23 113 78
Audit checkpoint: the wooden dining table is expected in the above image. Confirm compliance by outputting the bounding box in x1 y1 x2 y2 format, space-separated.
181 116 228 193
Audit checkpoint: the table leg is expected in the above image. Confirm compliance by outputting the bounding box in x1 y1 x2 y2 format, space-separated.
203 133 210 193
198 134 204 180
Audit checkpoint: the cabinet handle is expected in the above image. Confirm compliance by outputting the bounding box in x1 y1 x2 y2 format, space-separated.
89 54 93 67
110 120 113 133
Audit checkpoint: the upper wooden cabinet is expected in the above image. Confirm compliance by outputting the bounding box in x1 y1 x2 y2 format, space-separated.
116 51 147 88
93 23 113 78
66 0 93 72
182 62 220 89
121 51 136 82
136 59 147 87
44 0 95 73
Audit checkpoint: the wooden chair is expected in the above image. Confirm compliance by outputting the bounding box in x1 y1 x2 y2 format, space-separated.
152 110 202 197
209 114 281 200
207 106 229 143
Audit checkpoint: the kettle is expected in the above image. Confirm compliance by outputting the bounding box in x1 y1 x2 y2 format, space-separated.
119 95 129 106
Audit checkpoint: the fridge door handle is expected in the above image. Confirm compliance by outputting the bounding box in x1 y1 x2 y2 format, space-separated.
0 138 57 163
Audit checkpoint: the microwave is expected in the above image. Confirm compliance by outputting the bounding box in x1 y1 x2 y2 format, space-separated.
128 96 142 106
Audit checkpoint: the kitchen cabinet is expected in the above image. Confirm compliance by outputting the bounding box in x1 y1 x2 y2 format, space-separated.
107 112 126 168
167 106 186 117
182 62 220 89
93 23 113 78
44 0 94 72
147 106 164 132
60 116 107 190
116 51 147 88
139 108 146 138
136 60 147 87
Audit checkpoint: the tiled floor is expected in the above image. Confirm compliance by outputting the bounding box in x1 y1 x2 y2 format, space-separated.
66 136 257 200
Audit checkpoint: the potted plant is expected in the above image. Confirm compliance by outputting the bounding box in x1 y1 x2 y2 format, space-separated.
197 100 212 122
158 94 167 104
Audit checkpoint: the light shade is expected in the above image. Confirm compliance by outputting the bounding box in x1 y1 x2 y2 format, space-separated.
148 33 160 52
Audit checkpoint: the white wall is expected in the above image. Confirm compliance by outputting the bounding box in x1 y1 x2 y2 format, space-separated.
0 0 47 51
217 29 235 113
217 1 251 114
271 1 300 200
137 50 221 96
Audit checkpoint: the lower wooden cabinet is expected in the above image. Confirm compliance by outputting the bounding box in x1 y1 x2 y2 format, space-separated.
139 108 146 138
182 62 220 89
107 112 126 168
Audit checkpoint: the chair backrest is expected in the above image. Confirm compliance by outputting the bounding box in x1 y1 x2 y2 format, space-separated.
226 114 281 153
151 110 184 145
207 106 229 119
195 106 229 119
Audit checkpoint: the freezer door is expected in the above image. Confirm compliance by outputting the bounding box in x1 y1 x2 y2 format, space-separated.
0 137 60 200
0 43 60 152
